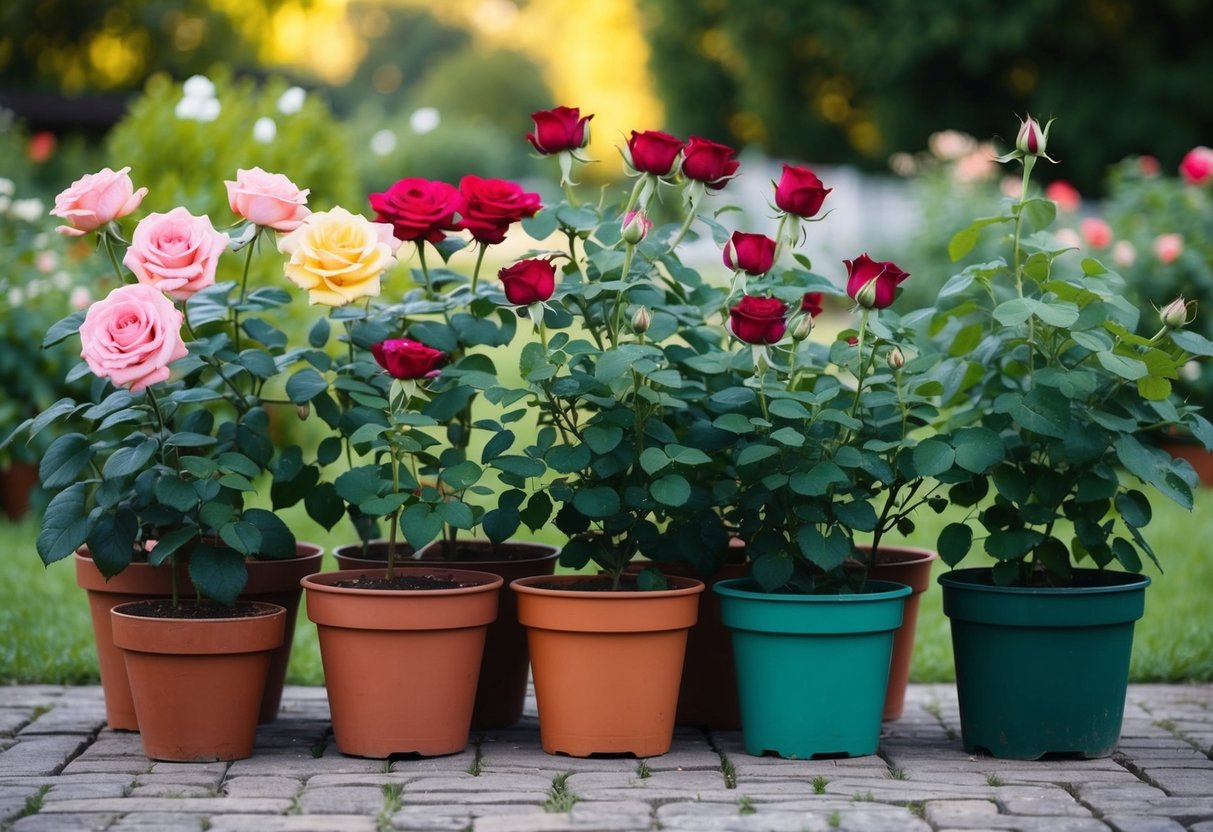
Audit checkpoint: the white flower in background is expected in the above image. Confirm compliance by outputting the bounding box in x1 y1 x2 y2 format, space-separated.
277 86 306 115
253 117 277 144
10 198 44 222
52 271 71 290
370 129 398 157
6 287 22 308
0 195 10 214
0 178 13 196
176 75 221 122
1112 239 1136 269
36 251 59 274
409 107 440 135
70 286 91 310
25 281 41 299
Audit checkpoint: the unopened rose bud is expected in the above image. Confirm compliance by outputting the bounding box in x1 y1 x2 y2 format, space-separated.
621 210 652 245
1160 297 1193 330
297 403 311 421
855 277 880 310
887 347 905 370
790 314 813 341
1016 115 1048 157
631 305 652 334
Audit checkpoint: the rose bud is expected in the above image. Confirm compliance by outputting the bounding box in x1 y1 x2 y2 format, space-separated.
620 210 652 245
728 295 788 345
773 164 831 219
801 292 824 317
371 339 447 380
845 253 910 310
887 347 906 370
790 314 813 341
631 306 652 334
1015 115 1047 157
681 136 740 190
498 258 557 305
1160 297 1193 331
526 106 593 154
624 130 684 177
723 231 776 276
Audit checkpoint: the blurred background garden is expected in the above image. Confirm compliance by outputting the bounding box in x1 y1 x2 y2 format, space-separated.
1 0 1211 685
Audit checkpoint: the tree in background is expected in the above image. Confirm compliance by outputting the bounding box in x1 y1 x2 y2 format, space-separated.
638 0 1213 191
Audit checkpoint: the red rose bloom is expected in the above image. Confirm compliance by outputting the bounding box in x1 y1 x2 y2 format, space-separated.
728 295 788 344
774 164 831 219
682 136 739 189
456 175 542 245
1179 145 1213 186
723 231 776 276
626 130 684 177
371 339 447 380
844 254 910 310
498 258 557 305
801 292 824 317
527 106 592 154
369 178 464 244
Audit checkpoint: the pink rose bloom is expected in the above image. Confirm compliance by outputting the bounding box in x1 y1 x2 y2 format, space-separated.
49 166 147 237
123 207 229 301
1080 217 1112 249
1179 146 1213 186
79 283 188 393
1154 233 1184 264
1045 181 1081 213
1112 240 1137 269
224 167 311 231
1054 228 1081 249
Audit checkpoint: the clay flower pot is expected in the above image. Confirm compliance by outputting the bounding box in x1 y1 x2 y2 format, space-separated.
75 543 324 730
333 539 560 730
111 600 286 762
302 567 502 758
865 545 939 721
512 574 704 757
0 461 38 520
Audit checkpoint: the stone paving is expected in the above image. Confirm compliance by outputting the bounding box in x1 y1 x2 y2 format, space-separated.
0 683 1210 832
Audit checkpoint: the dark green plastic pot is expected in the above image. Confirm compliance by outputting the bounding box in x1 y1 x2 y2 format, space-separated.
714 578 910 759
939 567 1150 760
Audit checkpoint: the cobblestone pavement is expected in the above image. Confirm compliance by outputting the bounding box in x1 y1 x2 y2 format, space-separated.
0 684 1210 832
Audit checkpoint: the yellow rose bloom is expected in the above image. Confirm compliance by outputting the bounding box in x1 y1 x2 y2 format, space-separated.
278 206 401 306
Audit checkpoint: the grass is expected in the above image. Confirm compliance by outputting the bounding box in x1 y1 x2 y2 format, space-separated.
1 483 1211 685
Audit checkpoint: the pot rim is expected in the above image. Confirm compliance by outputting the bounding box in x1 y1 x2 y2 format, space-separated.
938 566 1151 595
713 577 912 602
334 539 561 564
302 567 505 596
510 573 705 598
110 599 287 622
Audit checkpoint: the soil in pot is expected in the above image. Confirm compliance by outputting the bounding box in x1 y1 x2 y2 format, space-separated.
335 539 560 731
112 600 286 762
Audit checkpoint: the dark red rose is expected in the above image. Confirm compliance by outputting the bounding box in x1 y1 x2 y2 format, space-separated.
456 175 542 245
626 130 683 177
723 231 776 276
527 106 592 154
682 136 739 189
774 164 831 219
728 295 788 344
498 258 557 305
801 292 824 317
845 253 910 310
369 178 464 244
371 339 447 380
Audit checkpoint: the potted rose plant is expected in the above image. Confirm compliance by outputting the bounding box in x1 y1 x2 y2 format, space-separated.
1 165 335 760
922 116 1211 759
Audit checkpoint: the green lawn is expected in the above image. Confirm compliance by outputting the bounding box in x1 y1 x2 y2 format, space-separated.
1 489 1210 686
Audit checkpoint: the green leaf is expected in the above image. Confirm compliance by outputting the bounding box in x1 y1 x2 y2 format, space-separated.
985 529 1044 561
36 484 90 565
243 508 296 558
1115 435 1193 510
1137 376 1172 401
937 523 973 567
737 445 778 466
1171 329 1213 357
42 310 87 348
952 427 1004 473
1020 198 1057 232
911 439 956 477
635 567 668 591
520 491 553 531
666 445 712 466
305 482 344 530
639 447 669 475
154 475 198 512
220 521 262 556
1097 352 1148 381
769 427 805 447
651 474 691 507
440 460 482 490
163 432 218 448
482 507 520 543
237 349 278 379
992 298 1036 326
949 227 979 262
751 553 793 592
85 508 137 577
573 486 620 519
584 424 624 454
188 545 247 606
146 525 197 567
798 526 850 571
480 430 515 463
286 368 329 404
401 503 444 550
308 316 330 348
546 444 591 473
833 500 877 532
1033 300 1079 327
490 456 545 479
40 433 92 489
790 462 849 496
1112 538 1143 573
335 466 383 506
1010 388 1071 438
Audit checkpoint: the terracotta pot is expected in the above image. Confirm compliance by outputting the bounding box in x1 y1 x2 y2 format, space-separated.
624 554 747 730
865 545 939 721
302 567 502 758
75 543 324 730
111 600 286 762
0 461 38 520
512 574 704 757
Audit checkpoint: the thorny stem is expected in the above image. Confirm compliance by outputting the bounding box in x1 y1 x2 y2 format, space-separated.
233 227 260 354
146 388 180 608
611 243 637 343
102 231 125 283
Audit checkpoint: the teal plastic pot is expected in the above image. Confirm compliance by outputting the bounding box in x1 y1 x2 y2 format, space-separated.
714 578 910 759
939 567 1150 760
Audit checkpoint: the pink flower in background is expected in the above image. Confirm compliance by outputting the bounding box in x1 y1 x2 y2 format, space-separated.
1154 233 1183 264
1139 155 1161 177
224 167 311 231
1045 181 1081 213
69 286 91 310
1179 146 1213 186
79 283 187 392
50 166 147 236
27 132 56 163
1054 228 1081 249
1112 240 1137 269
35 251 59 273
1080 217 1113 249
123 207 229 301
